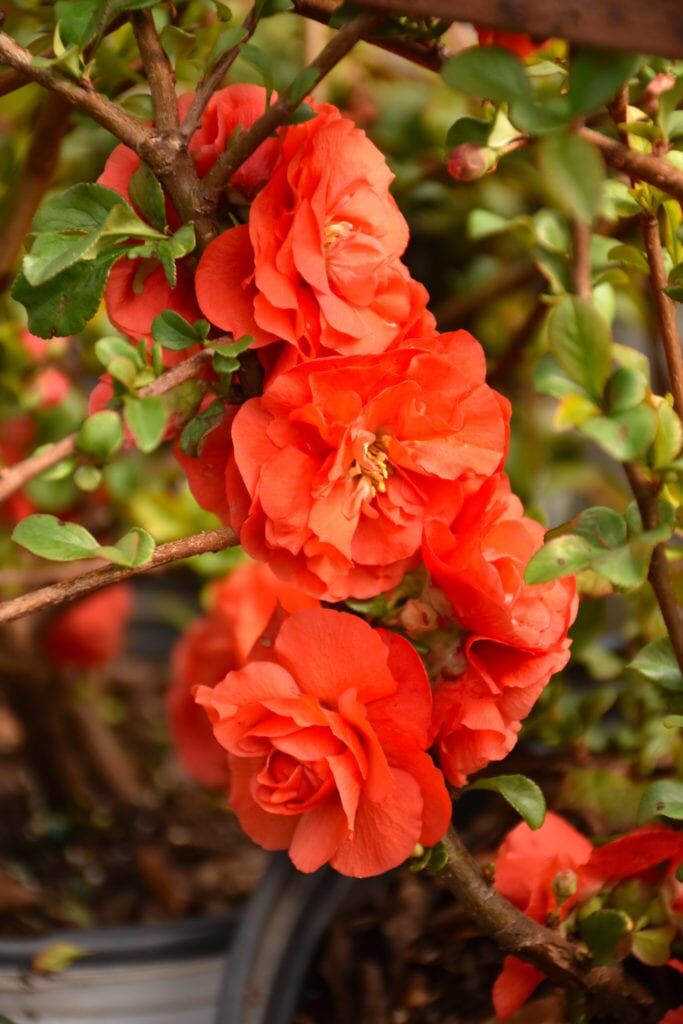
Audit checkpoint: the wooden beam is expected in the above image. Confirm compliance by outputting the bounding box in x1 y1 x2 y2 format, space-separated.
355 0 683 60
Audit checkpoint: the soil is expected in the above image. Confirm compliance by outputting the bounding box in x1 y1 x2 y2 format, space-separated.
0 576 266 940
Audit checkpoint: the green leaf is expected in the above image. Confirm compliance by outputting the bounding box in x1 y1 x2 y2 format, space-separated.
446 116 491 149
568 50 639 118
631 926 675 967
573 506 627 549
538 132 605 225
533 353 584 399
33 183 123 234
651 400 683 469
12 514 100 561
23 230 104 287
77 411 124 460
12 251 120 338
73 466 102 492
107 355 138 388
605 367 648 414
289 67 320 105
525 533 596 583
629 638 683 692
468 774 546 830
579 909 632 965
443 46 530 105
100 526 155 568
129 162 166 232
209 26 248 65
580 405 658 460
123 396 167 453
160 25 194 67
95 335 144 371
240 43 274 92
179 399 226 458
151 310 209 351
637 780 683 824
547 297 612 400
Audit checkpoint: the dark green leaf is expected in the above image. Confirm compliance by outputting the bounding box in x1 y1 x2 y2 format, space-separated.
468 774 546 830
179 399 226 458
568 50 639 118
209 26 248 65
151 310 209 350
446 116 491 149
12 251 120 338
129 162 167 232
579 910 632 965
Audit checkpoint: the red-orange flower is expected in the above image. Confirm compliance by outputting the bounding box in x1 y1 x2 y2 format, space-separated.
196 104 434 357
43 584 133 668
224 331 509 600
98 85 279 343
476 27 550 58
168 561 317 787
197 607 451 877
424 473 577 786
492 813 593 1018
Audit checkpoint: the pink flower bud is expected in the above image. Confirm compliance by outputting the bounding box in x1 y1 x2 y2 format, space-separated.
447 143 497 182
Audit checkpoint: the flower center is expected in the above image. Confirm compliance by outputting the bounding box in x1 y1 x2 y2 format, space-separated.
324 219 354 249
349 438 391 496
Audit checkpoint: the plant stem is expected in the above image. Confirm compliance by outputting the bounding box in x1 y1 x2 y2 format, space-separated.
640 213 683 419
624 462 683 674
180 2 261 142
438 826 658 1022
579 127 683 205
571 219 592 301
0 527 237 625
0 92 71 294
0 348 215 506
202 9 383 202
132 9 179 132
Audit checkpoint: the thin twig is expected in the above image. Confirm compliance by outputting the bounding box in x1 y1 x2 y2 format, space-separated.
640 213 683 419
180 2 260 142
0 93 72 295
438 826 659 1023
571 219 592 301
0 348 215 506
0 30 149 154
624 462 683 675
202 9 383 201
132 9 179 132
0 527 237 625
580 127 683 205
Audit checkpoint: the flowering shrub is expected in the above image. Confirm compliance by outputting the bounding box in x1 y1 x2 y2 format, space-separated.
2 3 683 1020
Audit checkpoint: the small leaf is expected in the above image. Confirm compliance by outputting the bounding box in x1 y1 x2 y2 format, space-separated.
651 400 683 469
100 527 155 568
568 50 639 117
12 515 100 562
74 466 102 492
468 774 546 830
129 162 167 232
77 411 124 460
605 367 647 414
95 335 144 371
209 26 248 66
179 399 226 458
442 46 530 105
629 638 683 692
580 405 658 460
12 252 120 338
579 910 632 965
547 297 612 400
631 926 676 966
151 310 208 351
637 780 683 824
446 116 491 149
538 132 605 225
525 534 596 583
123 396 167 453
32 942 88 974
533 353 583 400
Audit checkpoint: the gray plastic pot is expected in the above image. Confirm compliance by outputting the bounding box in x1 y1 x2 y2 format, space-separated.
0 912 236 1024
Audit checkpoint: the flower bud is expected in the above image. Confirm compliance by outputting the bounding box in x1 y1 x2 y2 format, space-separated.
447 143 498 182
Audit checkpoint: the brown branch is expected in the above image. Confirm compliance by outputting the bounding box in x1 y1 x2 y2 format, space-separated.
0 66 27 97
132 9 179 132
180 2 260 143
349 0 683 60
0 527 237 625
292 0 451 72
571 219 592 301
0 348 215 506
0 93 72 295
640 213 683 419
580 128 683 206
624 463 683 675
438 826 659 1023
0 30 150 154
202 9 383 202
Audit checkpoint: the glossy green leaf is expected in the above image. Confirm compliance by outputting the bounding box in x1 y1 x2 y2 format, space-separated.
12 251 120 338
538 132 605 225
12 514 101 561
100 526 155 568
123 396 167 453
547 297 612 400
567 50 639 117
129 162 166 232
469 774 546 829
151 311 209 351
629 638 683 692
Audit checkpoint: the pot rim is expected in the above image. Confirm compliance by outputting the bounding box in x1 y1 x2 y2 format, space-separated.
0 911 237 971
